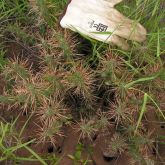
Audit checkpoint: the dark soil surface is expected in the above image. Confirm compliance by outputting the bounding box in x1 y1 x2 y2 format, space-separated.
6 41 41 72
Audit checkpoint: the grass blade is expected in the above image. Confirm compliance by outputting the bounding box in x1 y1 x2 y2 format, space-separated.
124 75 158 89
24 146 47 165
157 29 160 58
135 93 148 135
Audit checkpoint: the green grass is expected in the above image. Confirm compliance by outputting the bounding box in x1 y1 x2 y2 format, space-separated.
135 93 148 135
0 118 48 164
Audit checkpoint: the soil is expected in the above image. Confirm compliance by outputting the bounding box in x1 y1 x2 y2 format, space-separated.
5 41 41 73
145 106 165 165
1 39 165 165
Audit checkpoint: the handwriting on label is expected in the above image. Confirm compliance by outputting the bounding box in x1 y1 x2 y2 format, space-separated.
88 20 108 32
